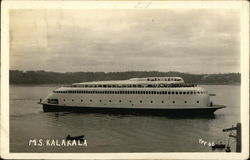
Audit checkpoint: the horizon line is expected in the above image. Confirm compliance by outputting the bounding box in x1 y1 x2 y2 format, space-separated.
9 69 241 75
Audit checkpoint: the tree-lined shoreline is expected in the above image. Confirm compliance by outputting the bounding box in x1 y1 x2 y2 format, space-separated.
9 70 240 85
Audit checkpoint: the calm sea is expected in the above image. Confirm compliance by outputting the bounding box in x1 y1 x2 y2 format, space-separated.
9 85 240 152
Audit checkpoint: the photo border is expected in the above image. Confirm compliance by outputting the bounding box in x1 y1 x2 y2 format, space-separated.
1 1 249 159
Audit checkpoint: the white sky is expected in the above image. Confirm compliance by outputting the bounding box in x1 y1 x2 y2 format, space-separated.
10 9 241 74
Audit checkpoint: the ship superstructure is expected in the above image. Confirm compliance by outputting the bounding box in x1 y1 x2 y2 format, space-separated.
40 77 225 115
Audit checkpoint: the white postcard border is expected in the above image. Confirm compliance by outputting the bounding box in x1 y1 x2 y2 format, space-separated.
1 1 249 159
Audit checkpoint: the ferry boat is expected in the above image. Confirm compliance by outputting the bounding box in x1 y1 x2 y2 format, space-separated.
39 77 226 115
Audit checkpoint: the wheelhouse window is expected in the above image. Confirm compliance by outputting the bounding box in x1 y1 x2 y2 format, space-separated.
48 98 59 104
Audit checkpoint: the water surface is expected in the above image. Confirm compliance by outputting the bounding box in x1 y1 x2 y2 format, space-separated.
10 85 240 152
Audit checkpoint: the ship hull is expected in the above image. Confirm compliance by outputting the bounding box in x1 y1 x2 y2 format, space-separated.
42 104 225 116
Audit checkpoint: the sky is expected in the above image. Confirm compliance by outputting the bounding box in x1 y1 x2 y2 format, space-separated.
9 9 241 74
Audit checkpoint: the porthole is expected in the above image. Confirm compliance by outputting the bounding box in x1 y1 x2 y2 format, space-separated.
81 99 83 102
119 100 122 103
184 101 187 103
129 100 132 103
109 100 112 102
72 99 74 101
140 100 142 103
150 101 153 103
100 100 102 102
173 101 175 103
90 99 92 102
161 101 164 103
197 101 199 103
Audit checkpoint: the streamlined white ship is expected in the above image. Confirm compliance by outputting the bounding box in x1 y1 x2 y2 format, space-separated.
39 77 225 115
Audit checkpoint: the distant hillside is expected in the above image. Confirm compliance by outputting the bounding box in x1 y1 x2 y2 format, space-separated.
9 70 241 85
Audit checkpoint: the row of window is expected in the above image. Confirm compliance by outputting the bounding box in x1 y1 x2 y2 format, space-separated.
71 84 195 88
56 99 200 104
53 90 208 95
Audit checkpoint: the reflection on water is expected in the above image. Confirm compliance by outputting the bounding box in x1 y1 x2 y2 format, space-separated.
10 85 240 152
